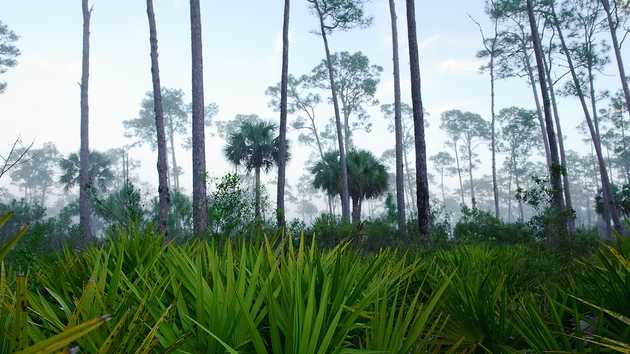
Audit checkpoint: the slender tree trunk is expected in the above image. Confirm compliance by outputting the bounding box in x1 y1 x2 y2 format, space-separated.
351 196 361 226
467 140 476 208
167 121 179 191
543 50 575 233
406 0 431 239
453 141 465 206
551 2 625 237
255 166 261 220
402 145 417 215
516 171 524 220
602 0 630 122
327 194 333 216
276 0 290 228
490 43 500 218
588 65 603 143
190 0 207 235
314 4 350 222
508 161 514 222
528 0 567 241
147 0 170 236
79 0 92 241
525 53 552 169
389 0 406 236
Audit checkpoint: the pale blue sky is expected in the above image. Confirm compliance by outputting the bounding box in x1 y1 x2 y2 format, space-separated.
0 0 626 214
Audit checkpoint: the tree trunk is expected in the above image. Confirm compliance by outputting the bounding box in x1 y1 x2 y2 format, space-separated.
314 3 350 222
389 0 406 236
507 161 513 222
167 120 179 191
190 0 207 235
79 0 92 242
490 41 500 218
516 171 524 220
406 0 431 239
551 2 625 237
587 65 603 144
601 0 630 122
147 0 170 236
276 0 290 228
543 47 575 233
467 139 476 208
524 53 552 169
440 169 446 203
402 145 417 216
255 166 261 220
351 196 362 226
527 0 566 240
453 141 465 206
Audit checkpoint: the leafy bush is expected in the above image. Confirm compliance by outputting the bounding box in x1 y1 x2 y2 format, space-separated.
453 206 533 244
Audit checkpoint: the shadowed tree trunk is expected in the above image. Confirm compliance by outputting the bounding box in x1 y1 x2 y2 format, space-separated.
406 0 431 239
314 2 351 222
601 0 630 122
551 1 625 238
389 0 406 236
351 196 362 226
543 48 575 233
453 141 465 206
190 0 207 235
147 0 170 236
79 0 92 242
527 0 565 238
276 0 290 228
524 53 552 169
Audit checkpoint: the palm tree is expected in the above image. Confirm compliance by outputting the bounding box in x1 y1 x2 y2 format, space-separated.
224 119 286 219
312 150 388 225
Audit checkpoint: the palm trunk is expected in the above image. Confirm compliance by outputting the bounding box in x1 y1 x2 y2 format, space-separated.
79 0 92 241
389 0 406 236
601 0 630 122
190 0 207 235
276 0 290 228
406 0 431 239
147 0 170 236
551 2 625 237
527 0 566 240
255 166 261 220
314 3 350 222
543 48 575 233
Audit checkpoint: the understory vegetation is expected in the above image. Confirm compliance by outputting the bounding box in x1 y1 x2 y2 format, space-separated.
0 209 628 353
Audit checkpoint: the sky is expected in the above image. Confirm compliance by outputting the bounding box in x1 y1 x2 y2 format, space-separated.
0 0 627 217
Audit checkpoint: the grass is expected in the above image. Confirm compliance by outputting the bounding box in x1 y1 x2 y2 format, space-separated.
0 214 629 353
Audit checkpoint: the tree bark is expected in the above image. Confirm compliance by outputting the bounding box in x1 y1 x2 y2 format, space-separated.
314 3 351 222
406 0 431 239
79 0 92 242
601 0 630 123
543 47 576 233
551 2 626 237
276 0 290 228
389 0 406 236
190 0 207 235
147 0 170 236
527 0 566 239
490 40 500 218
